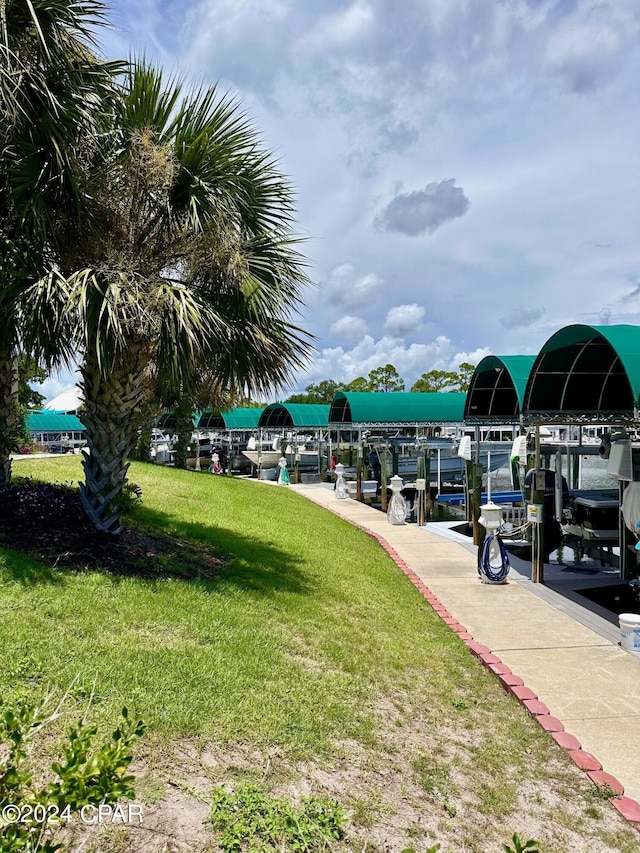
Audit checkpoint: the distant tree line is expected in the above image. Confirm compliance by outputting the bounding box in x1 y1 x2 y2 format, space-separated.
286 362 476 403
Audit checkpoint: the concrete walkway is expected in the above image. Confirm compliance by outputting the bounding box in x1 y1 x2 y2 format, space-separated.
291 483 640 827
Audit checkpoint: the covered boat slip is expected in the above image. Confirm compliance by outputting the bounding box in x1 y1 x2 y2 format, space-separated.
153 408 265 469
525 324 640 424
466 325 640 585
465 355 535 425
523 324 640 582
197 409 261 430
258 403 330 430
156 407 265 434
465 350 612 489
247 404 331 478
196 408 267 472
326 392 513 491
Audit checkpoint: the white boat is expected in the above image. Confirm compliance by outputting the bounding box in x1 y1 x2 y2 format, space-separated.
241 450 282 468
382 438 511 483
242 448 321 470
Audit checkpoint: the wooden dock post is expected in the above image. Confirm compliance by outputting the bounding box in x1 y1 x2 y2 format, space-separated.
470 460 483 545
424 447 431 519
531 469 545 584
380 444 388 512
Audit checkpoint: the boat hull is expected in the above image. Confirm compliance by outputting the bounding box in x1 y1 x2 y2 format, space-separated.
395 449 510 482
241 450 281 468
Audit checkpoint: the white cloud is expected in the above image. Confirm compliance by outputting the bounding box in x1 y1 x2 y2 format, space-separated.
299 333 491 389
324 263 384 308
98 1 640 393
375 179 470 236
541 1 638 94
330 315 369 340
384 304 425 335
34 372 79 406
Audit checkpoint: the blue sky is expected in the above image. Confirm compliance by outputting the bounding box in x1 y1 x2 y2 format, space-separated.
41 0 640 401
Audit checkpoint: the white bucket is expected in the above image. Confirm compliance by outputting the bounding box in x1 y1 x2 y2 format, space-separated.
619 613 640 651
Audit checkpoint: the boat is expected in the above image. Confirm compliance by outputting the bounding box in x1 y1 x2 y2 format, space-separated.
241 450 282 468
521 467 621 559
240 433 287 469
375 437 511 484
241 447 320 470
563 490 620 543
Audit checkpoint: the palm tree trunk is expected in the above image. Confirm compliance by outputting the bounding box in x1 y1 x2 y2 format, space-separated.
0 340 19 486
172 397 195 469
79 349 151 534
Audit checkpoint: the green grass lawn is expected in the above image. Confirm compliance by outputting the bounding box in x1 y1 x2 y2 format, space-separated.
2 458 476 750
2 457 638 853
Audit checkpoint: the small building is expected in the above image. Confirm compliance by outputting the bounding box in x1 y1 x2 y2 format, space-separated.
26 410 86 451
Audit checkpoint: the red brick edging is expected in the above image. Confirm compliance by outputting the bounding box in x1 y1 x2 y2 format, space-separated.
363 527 640 832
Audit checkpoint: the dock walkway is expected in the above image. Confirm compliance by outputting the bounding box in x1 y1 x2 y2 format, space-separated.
291 482 640 825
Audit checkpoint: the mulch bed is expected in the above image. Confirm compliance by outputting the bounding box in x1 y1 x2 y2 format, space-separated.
0 480 225 579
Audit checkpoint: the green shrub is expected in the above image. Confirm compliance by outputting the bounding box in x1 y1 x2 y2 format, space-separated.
111 481 143 514
0 693 145 852
209 783 346 852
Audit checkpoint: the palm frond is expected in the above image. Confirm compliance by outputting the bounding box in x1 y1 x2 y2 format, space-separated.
20 267 76 368
119 61 183 144
1 0 126 239
44 55 315 406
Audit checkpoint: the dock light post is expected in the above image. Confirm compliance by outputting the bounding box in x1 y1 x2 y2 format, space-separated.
478 500 510 584
277 456 290 485
295 445 301 483
285 442 297 483
335 462 348 500
388 475 407 525
416 469 427 527
529 469 546 584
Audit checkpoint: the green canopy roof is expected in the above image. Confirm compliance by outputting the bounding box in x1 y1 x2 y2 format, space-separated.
156 408 264 431
194 411 223 429
26 411 84 432
524 324 640 422
258 403 330 429
155 411 192 431
464 355 536 423
218 408 264 430
328 392 466 425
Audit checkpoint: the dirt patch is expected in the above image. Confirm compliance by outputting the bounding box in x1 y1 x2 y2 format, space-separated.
0 480 225 579
55 696 640 853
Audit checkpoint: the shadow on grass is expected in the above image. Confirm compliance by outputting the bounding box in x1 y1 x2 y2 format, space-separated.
0 507 313 600
133 505 312 598
0 546 67 586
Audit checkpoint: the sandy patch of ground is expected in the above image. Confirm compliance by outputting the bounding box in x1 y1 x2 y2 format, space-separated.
62 695 639 853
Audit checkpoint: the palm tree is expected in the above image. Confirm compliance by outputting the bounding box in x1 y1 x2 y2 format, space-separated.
37 63 313 533
0 0 122 483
